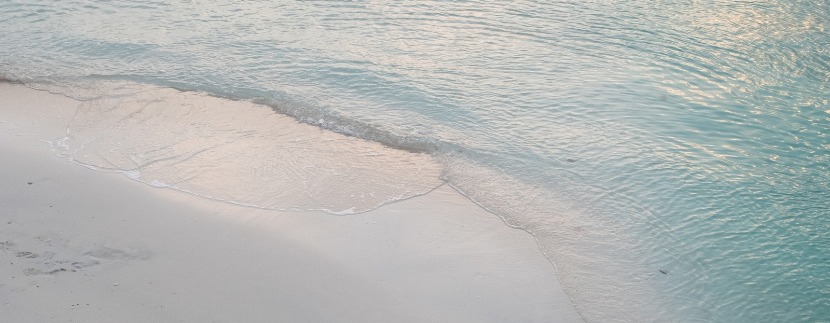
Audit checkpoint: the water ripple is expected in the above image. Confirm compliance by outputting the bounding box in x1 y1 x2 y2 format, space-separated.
2 0 829 322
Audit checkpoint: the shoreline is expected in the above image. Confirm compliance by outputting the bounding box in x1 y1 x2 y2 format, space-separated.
1 82 584 322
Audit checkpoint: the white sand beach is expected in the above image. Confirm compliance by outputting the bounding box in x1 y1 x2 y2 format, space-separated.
1 82 584 322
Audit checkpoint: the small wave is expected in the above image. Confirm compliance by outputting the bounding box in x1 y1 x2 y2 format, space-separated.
253 96 440 154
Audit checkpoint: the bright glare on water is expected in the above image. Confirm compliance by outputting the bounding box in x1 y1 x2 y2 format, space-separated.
1 0 829 322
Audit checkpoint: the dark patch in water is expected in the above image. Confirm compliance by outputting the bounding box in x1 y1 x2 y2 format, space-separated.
0 75 19 84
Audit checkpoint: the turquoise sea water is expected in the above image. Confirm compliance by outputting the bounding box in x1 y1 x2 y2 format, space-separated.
1 0 828 321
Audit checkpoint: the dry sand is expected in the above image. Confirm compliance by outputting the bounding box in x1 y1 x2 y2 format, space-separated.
0 82 584 322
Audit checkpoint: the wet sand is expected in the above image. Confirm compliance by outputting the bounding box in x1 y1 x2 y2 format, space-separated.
0 82 584 322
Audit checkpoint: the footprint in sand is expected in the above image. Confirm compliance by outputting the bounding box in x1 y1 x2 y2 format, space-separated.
15 251 38 258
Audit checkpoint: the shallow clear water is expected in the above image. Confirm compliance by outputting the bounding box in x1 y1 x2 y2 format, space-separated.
1 0 829 322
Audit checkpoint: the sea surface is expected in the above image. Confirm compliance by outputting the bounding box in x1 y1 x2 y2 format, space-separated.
1 0 829 322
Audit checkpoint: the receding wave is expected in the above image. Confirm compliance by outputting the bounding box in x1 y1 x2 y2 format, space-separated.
42 81 443 214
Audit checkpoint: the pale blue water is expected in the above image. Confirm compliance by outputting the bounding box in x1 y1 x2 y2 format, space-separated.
1 0 829 322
